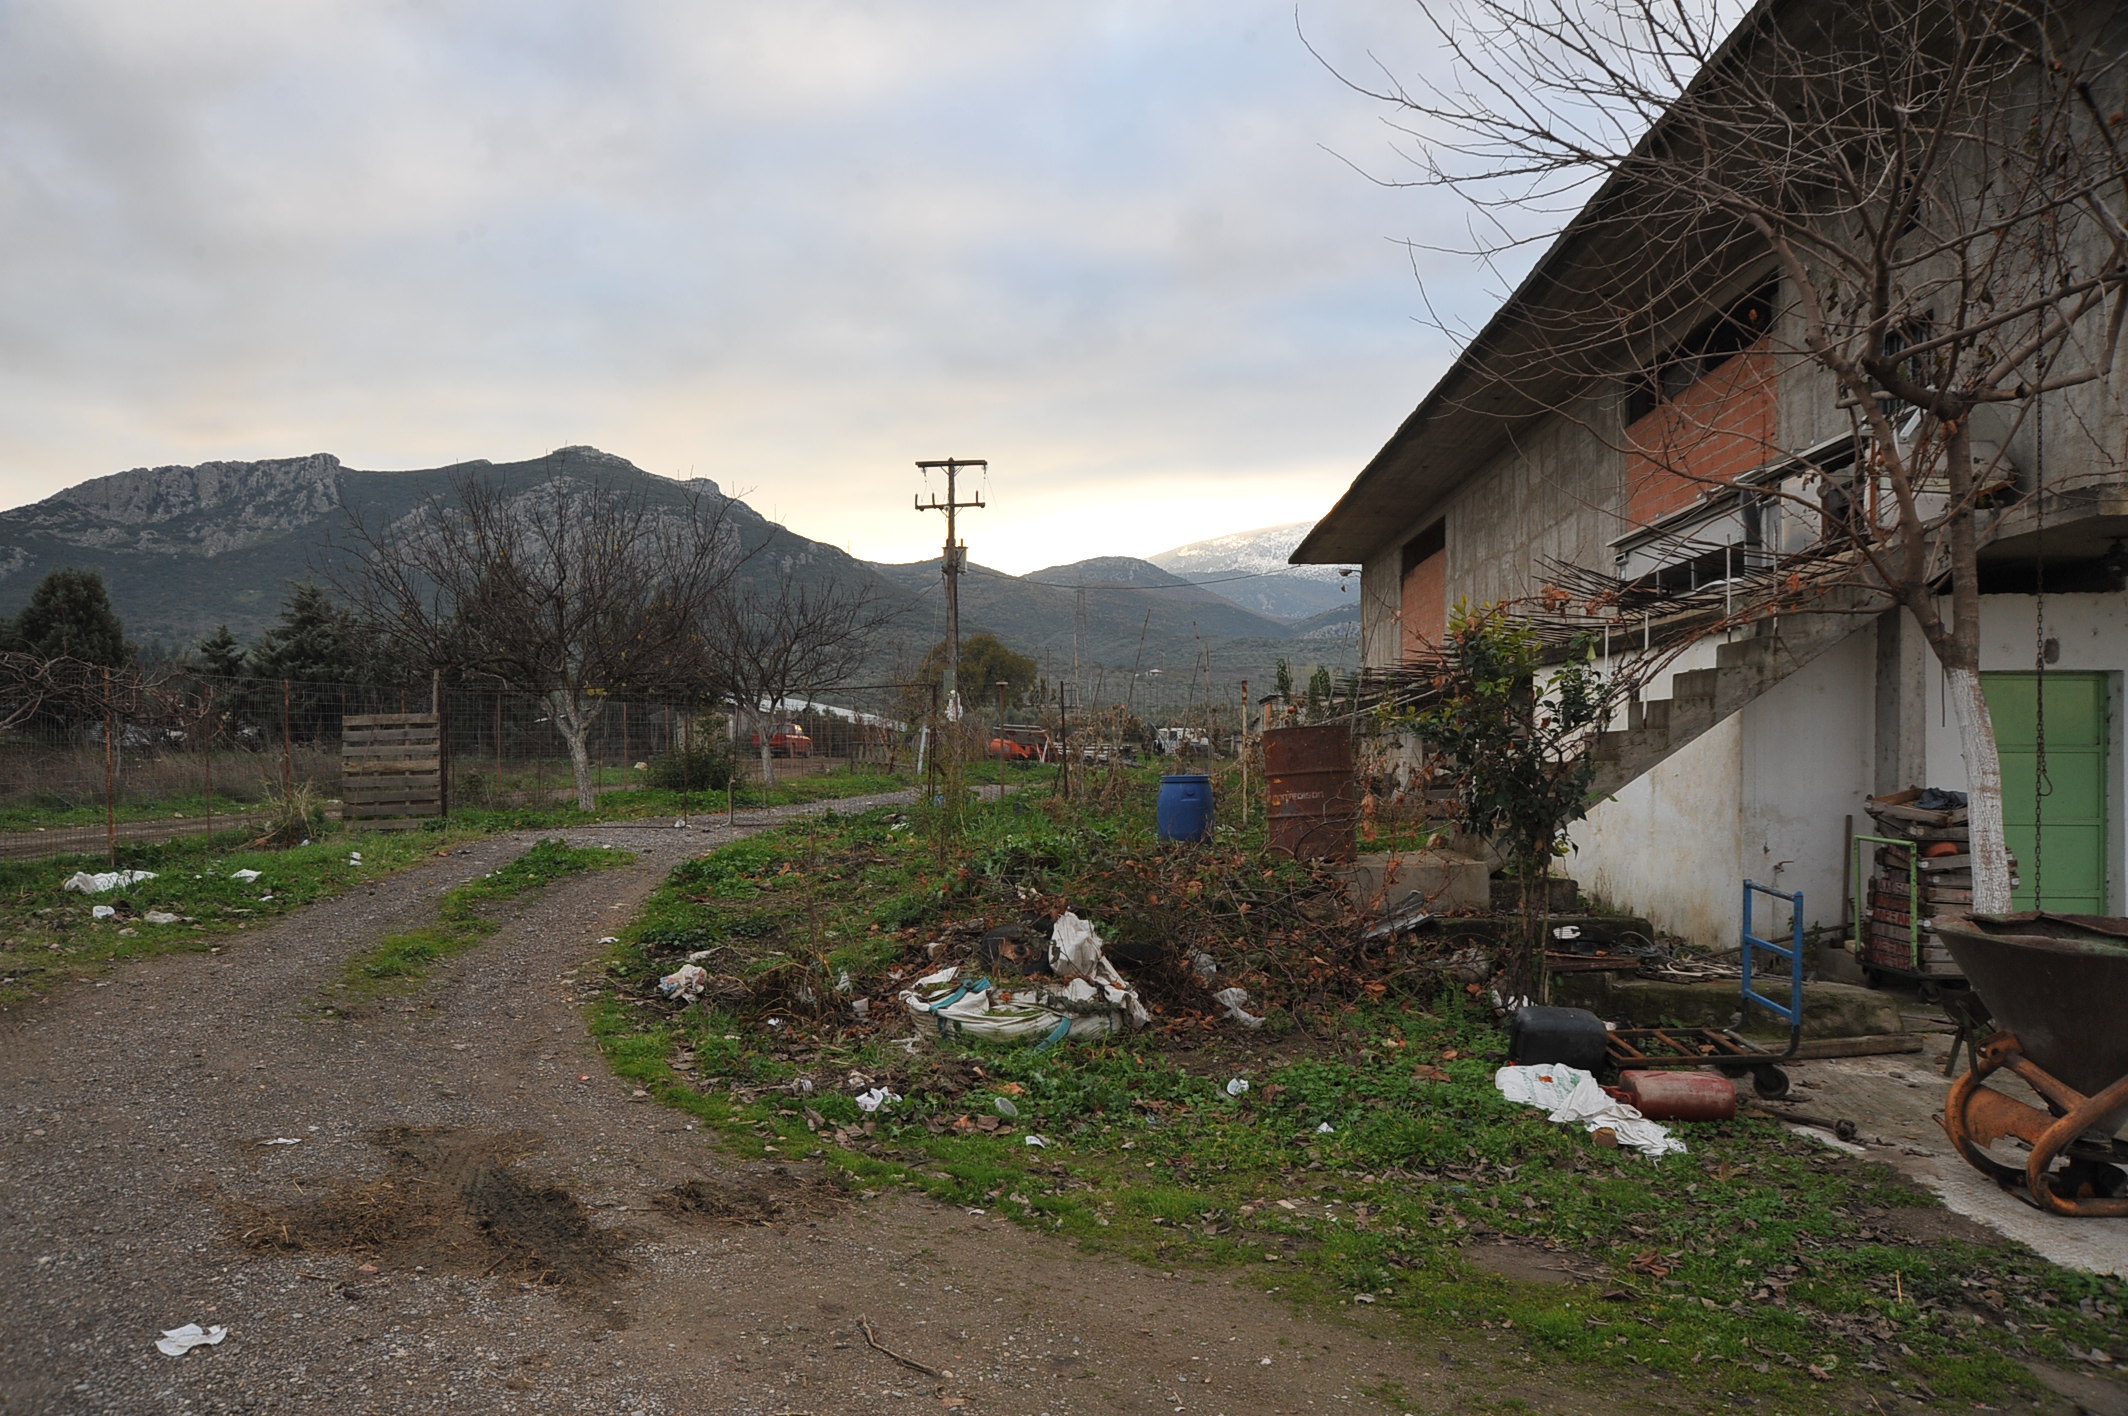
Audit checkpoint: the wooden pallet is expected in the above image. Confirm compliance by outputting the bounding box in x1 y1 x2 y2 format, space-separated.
342 713 444 826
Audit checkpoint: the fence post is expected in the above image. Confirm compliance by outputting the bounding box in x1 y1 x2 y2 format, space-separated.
281 679 294 801
103 666 117 865
202 684 214 841
433 669 449 820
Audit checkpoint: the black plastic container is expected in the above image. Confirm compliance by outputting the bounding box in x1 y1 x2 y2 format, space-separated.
1509 1005 1608 1073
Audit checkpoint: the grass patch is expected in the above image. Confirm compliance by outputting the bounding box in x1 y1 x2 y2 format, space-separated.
0 823 515 1009
329 838 633 1005
590 787 2128 1415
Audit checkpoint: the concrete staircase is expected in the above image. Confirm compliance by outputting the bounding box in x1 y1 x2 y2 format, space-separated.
1587 592 1879 800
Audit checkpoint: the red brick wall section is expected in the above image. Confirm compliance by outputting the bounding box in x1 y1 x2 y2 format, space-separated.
1624 342 1778 528
1401 539 1445 659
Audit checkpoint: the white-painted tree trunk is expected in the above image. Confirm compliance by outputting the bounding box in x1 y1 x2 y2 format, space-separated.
548 689 601 812
1945 665 2014 914
753 706 778 787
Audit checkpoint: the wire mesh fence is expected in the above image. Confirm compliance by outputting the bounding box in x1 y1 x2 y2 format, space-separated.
0 668 928 862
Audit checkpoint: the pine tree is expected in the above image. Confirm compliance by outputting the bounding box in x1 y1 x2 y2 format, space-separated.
10 568 129 667
196 624 246 678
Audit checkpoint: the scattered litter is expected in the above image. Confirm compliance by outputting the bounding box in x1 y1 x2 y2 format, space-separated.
1494 1063 1687 1159
155 1323 227 1357
1315 1122 1335 1134
835 969 854 994
850 998 871 1020
1225 1078 1251 1098
91 905 116 920
261 1137 302 1146
1023 1135 1048 1147
1211 986 1265 1028
1188 950 1219 981
600 936 620 945
901 912 1148 1044
229 869 262 883
143 911 180 926
657 964 709 1003
855 1087 900 1113
993 1097 1019 1118
64 870 156 894
1361 897 1434 943
673 819 688 829
348 852 362 864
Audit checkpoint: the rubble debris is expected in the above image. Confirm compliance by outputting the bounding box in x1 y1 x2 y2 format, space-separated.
1495 1063 1686 1159
1361 897 1434 943
901 911 1148 1043
657 964 709 1003
64 869 157 894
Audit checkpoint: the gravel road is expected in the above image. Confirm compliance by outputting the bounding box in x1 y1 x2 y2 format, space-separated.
0 791 1619 1416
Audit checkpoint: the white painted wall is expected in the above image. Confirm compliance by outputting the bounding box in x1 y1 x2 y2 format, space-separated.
1569 714 1745 949
1570 630 1876 948
1736 630 1876 938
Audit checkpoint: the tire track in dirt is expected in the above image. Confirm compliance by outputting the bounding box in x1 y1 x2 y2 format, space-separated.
0 790 1644 1416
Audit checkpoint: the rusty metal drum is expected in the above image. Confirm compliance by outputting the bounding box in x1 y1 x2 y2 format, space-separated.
1263 723 1357 862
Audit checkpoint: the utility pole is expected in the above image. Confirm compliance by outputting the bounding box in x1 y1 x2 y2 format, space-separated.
914 458 986 724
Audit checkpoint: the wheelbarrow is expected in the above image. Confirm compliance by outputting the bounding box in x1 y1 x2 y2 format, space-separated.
1934 911 2128 1217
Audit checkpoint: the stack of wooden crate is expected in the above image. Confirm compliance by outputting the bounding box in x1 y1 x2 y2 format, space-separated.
1859 789 2010 982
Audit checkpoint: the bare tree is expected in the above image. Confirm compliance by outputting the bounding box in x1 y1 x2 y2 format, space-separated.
336 467 744 810
1332 0 2128 911
703 575 901 785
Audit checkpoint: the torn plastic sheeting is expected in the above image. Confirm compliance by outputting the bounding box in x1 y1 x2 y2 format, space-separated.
1211 986 1264 1029
229 869 262 883
1493 1064 1687 1159
657 964 709 1003
63 870 157 894
155 1323 227 1357
901 966 1140 1043
855 1087 900 1112
902 911 1149 1044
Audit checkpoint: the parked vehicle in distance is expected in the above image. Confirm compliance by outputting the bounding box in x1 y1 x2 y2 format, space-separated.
988 725 1057 763
750 722 813 758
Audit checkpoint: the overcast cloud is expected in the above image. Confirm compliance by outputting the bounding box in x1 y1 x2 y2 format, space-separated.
0 1 1512 572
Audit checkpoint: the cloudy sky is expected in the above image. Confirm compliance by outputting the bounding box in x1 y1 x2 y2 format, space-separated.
0 1 1516 573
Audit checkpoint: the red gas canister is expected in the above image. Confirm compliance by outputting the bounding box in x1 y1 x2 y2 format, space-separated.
1618 1069 1738 1122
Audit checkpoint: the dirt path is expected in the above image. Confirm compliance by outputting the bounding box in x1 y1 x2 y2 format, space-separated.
1 793 1644 1416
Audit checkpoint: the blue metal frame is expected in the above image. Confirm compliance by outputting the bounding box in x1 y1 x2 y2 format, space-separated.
1741 880 1805 1057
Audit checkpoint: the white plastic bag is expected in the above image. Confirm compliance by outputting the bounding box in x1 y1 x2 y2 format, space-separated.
1494 1064 1686 1159
657 964 708 1002
64 870 156 894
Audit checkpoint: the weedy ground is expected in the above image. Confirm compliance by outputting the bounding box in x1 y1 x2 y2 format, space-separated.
0 762 942 1010
323 837 633 1008
594 785 2127 1415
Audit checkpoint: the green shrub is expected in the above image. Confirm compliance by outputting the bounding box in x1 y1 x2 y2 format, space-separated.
648 715 737 791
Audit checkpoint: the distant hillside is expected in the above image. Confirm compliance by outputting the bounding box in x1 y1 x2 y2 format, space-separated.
0 446 935 655
0 447 1352 714
1147 521 1354 620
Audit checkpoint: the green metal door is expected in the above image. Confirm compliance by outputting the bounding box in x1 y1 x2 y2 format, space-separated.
1983 672 2111 913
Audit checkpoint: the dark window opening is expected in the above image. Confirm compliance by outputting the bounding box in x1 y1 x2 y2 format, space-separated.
1625 279 1778 424
1401 519 1445 575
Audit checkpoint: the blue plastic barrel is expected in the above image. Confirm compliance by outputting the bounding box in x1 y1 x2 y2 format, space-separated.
1156 774 1214 842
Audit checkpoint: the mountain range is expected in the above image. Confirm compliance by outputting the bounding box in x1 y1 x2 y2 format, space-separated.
0 447 1356 710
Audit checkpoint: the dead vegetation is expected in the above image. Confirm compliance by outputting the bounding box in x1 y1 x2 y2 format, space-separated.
229 1125 628 1286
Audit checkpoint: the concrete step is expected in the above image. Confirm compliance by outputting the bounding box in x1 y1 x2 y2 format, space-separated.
1345 849 1490 915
